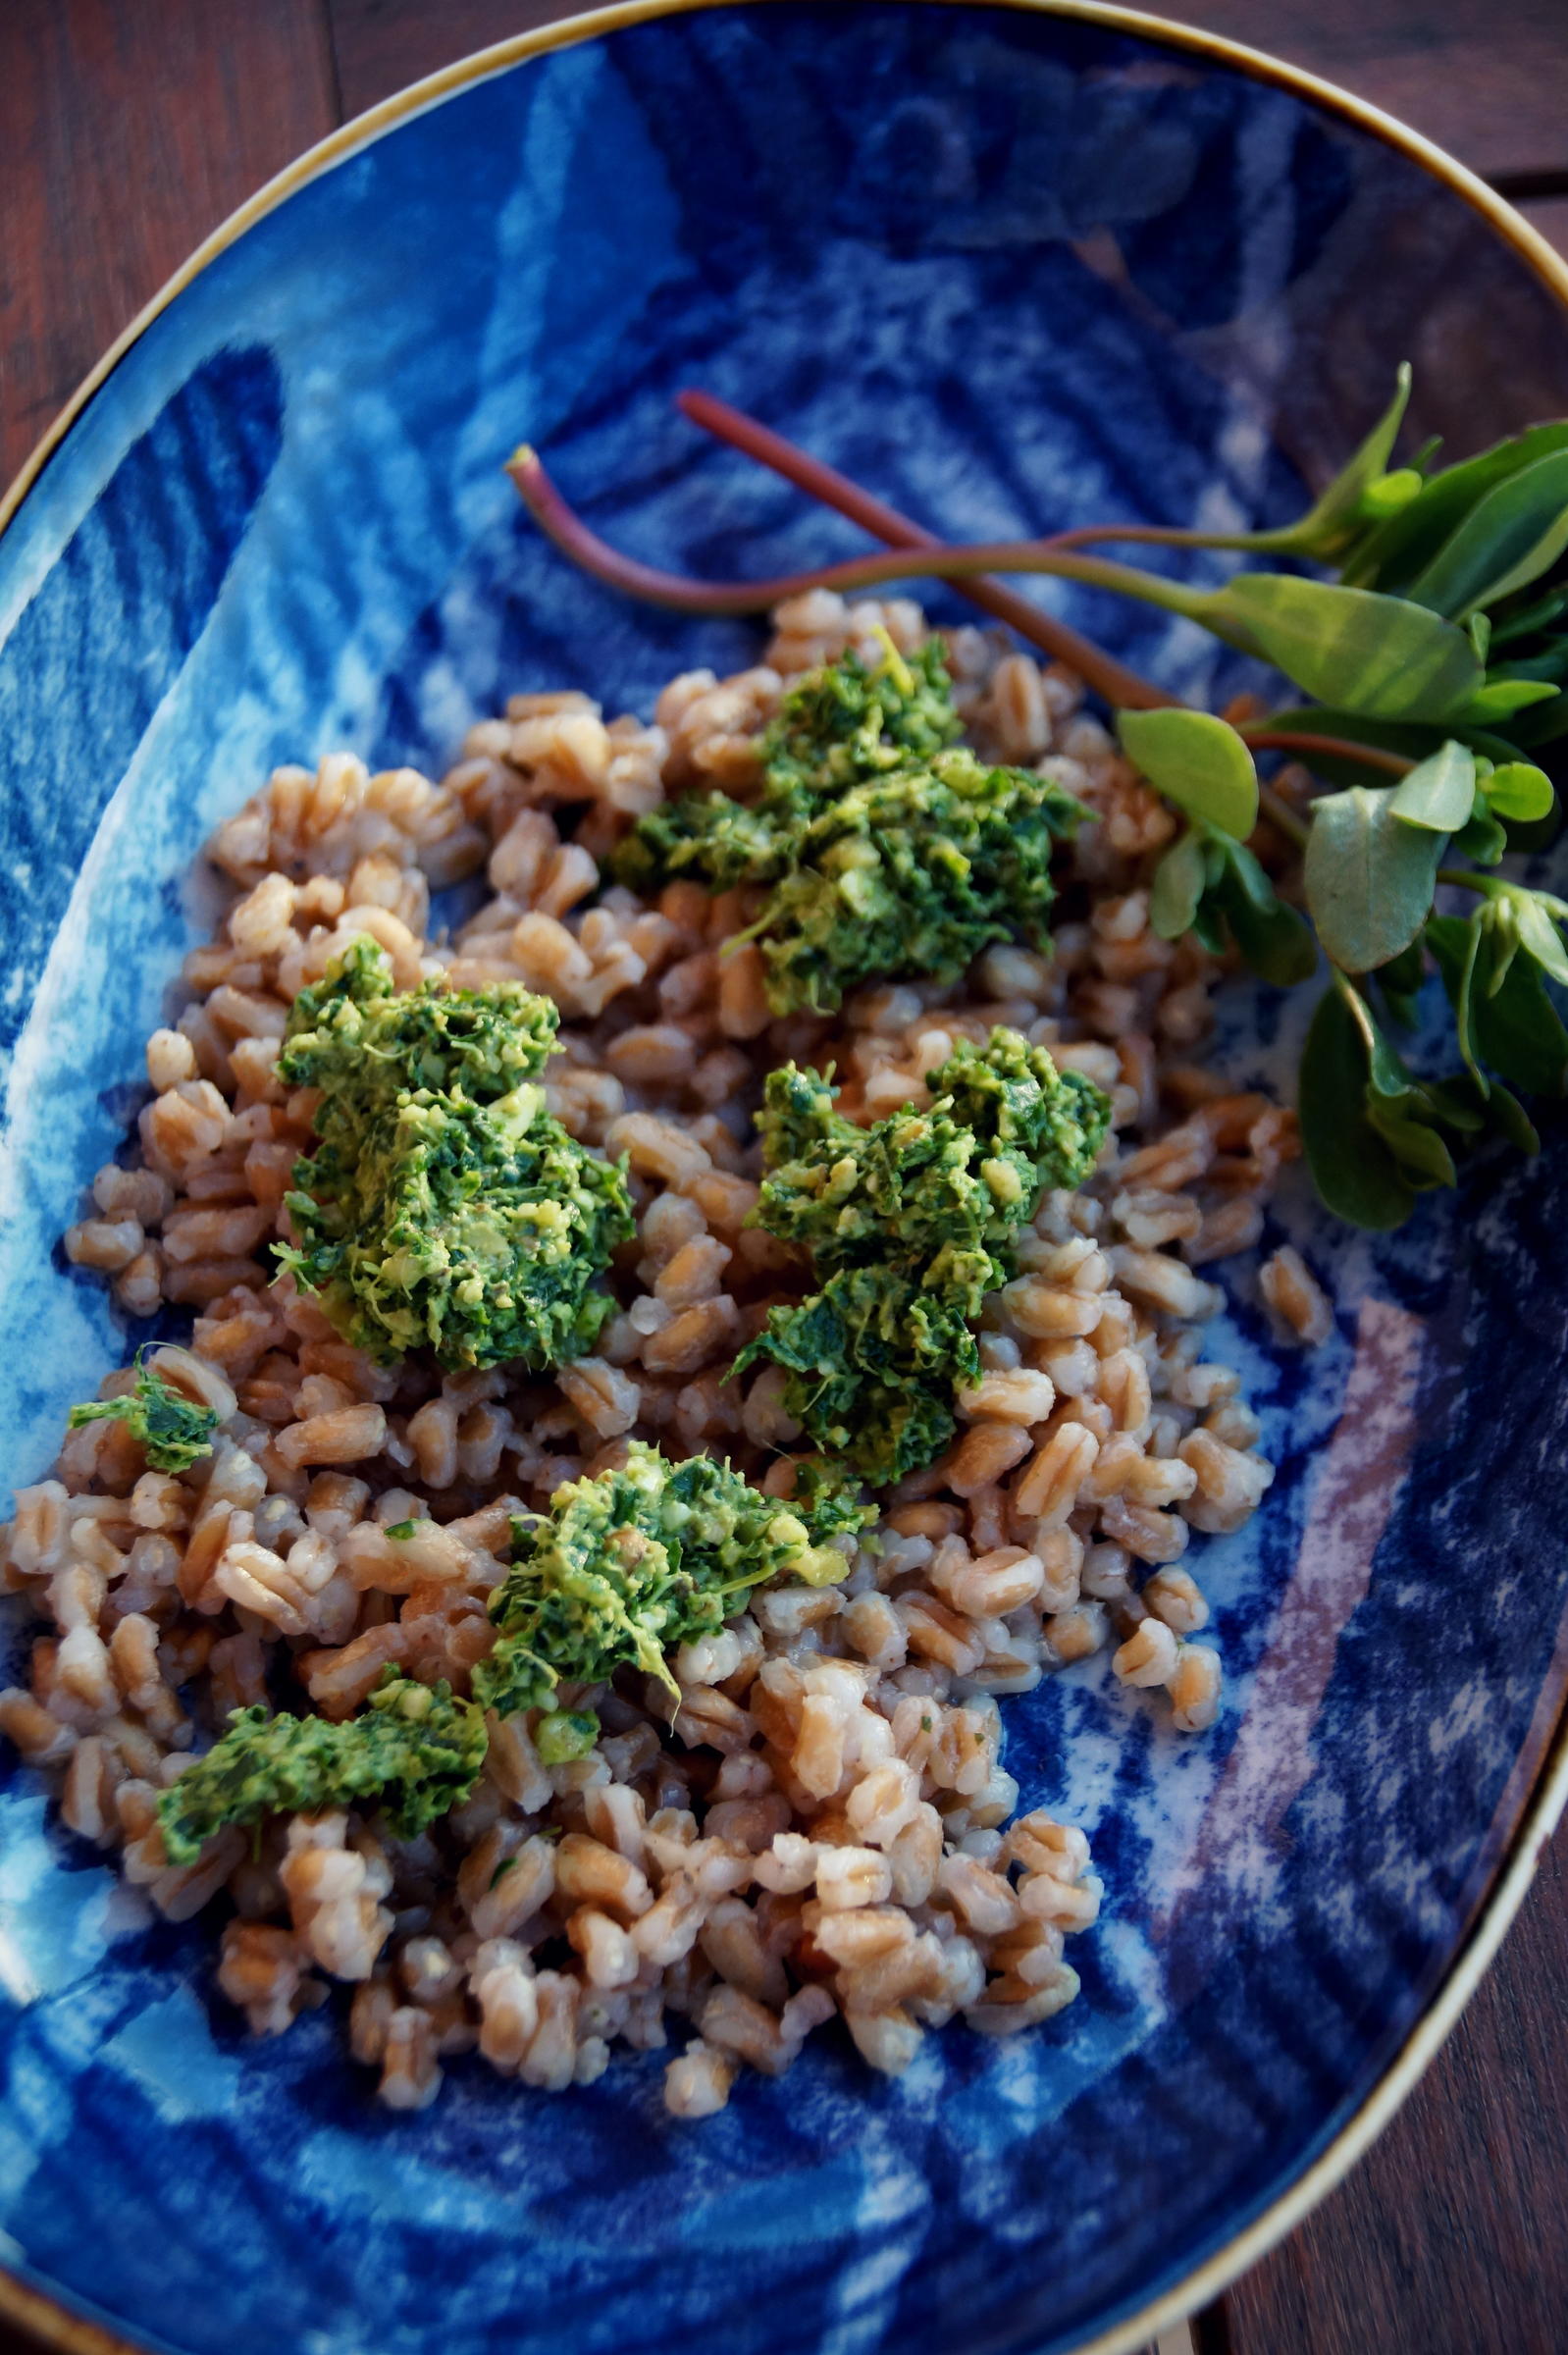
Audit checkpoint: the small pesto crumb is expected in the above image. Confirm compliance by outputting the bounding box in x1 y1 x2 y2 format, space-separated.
735 1027 1113 1486
276 937 634 1372
68 1353 218 1474
613 642 1085 1013
156 1669 488 1866
534 1708 601 1765
473 1441 873 1720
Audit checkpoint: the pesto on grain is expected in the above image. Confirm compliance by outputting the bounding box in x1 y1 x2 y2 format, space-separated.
615 642 1086 1013
736 1028 1113 1484
276 939 633 1371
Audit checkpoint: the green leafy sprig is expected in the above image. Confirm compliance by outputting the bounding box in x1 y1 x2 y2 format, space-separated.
510 369 1568 1229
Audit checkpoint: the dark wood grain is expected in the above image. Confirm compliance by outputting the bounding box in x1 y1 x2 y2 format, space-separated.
1167 0 1568 184
325 0 1568 185
326 0 581 119
1522 197 1568 260
0 0 339 491
1225 1815 1568 2355
4 7 1568 2355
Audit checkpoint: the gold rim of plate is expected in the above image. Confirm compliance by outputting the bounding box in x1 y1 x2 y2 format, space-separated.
0 6 1565 2352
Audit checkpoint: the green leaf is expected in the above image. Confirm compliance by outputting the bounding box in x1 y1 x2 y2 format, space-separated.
1358 467 1424 521
1481 760 1556 821
1117 708 1259 838
1421 1077 1488 1135
1215 575 1484 721
1378 938 1427 999
1298 985 1415 1229
1513 891 1568 986
1148 829 1208 940
1363 1096 1457 1188
1486 1082 1542 1155
1427 913 1568 1096
1303 785 1445 971
1490 582 1568 648
1388 739 1475 832
1404 448 1568 619
1502 689 1568 750
1451 806 1508 865
1264 364 1412 559
1211 841 1318 985
1454 678 1561 723
1344 423 1568 594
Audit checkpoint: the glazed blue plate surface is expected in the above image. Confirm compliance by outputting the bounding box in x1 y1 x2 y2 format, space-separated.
3 8 1568 2353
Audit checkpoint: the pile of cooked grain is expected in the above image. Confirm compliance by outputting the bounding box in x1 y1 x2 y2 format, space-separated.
0 594 1328 2114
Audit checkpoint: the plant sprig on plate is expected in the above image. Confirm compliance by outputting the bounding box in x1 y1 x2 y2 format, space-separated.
506 368 1568 1230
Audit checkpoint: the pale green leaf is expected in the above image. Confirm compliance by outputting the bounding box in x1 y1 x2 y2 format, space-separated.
1455 678 1561 723
1303 784 1444 971
1514 893 1568 986
1116 708 1258 839
1388 739 1475 832
1216 574 1483 721
1481 761 1556 821
1148 830 1207 940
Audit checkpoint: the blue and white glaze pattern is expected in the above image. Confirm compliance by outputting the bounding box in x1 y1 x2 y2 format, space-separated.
2 8 1567 2353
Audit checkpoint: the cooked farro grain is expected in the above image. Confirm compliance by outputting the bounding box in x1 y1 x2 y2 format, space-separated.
2 594 1306 2117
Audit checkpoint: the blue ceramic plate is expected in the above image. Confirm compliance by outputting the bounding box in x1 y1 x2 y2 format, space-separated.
3 7 1567 2353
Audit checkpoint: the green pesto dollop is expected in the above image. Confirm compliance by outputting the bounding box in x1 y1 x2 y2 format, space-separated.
472 1440 874 1727
276 938 634 1370
68 1355 218 1474
734 1028 1113 1487
156 1670 487 1866
613 641 1085 1014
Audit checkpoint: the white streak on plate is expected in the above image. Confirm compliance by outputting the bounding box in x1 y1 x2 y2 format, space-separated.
1161 1293 1426 1938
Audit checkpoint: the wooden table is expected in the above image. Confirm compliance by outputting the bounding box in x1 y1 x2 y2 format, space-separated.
3 6 1568 2352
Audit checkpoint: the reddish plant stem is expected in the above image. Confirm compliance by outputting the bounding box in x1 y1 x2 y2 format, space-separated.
1239 728 1414 777
675 389 1174 710
508 435 1412 809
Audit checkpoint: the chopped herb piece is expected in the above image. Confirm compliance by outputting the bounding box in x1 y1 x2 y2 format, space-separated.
156 1670 487 1865
735 1028 1112 1485
384 1520 418 1541
534 1709 601 1764
614 645 1084 1013
68 1353 218 1474
276 938 634 1370
473 1441 873 1718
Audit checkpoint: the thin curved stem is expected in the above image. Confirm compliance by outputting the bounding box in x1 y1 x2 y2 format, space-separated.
1039 519 1294 555
1257 785 1310 848
1240 727 1414 778
675 390 1176 710
505 446 1229 628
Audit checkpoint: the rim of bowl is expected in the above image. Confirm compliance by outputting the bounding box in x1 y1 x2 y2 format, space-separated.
1 8 1565 2355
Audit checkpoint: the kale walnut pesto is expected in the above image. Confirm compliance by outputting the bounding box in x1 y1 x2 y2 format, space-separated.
473 1440 874 1731
67 1355 218 1474
276 939 634 1370
614 641 1086 1014
156 1670 488 1866
735 1028 1113 1485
